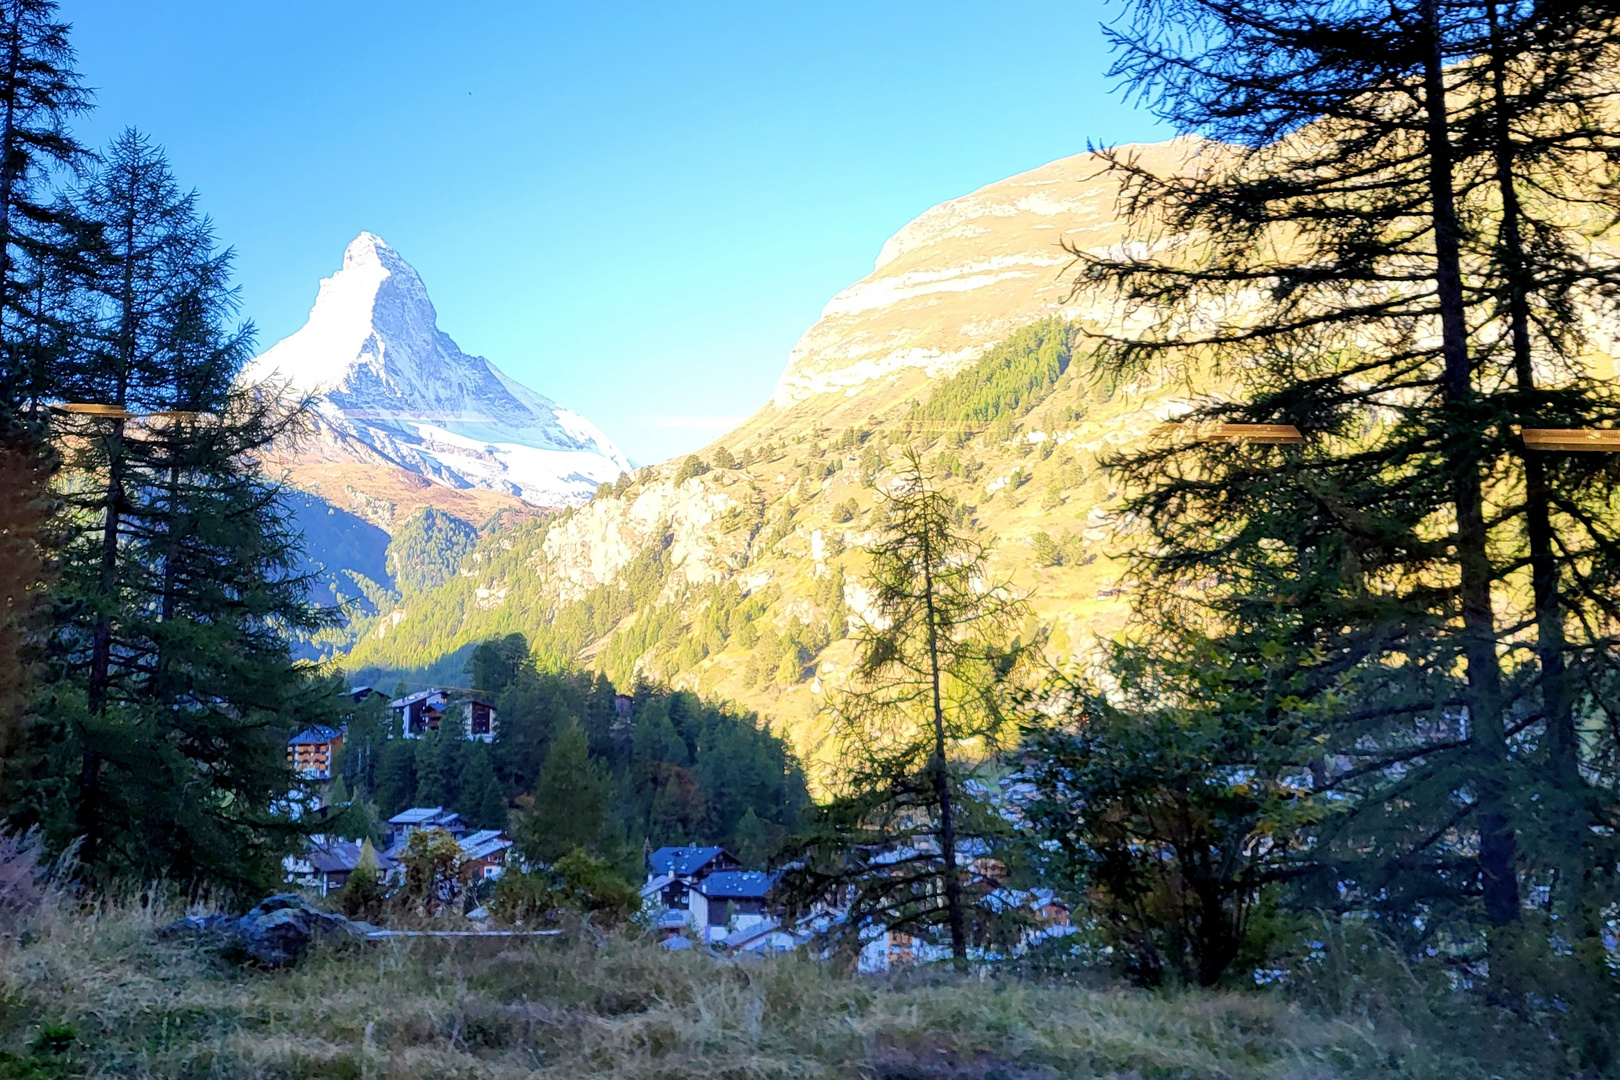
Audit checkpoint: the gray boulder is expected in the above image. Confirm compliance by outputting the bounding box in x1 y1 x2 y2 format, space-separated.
162 894 375 967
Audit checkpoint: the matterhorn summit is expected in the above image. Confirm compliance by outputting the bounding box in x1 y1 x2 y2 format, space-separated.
245 233 630 507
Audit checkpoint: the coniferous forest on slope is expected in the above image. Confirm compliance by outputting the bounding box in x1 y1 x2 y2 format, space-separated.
5 0 1620 1076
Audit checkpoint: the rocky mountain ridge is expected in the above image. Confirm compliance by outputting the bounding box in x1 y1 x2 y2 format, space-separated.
765 138 1197 413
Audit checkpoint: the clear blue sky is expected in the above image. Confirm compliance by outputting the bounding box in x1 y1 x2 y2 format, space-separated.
68 1 1163 464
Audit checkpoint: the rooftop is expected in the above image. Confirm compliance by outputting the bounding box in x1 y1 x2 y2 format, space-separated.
459 831 513 861
305 841 395 875
288 725 345 746
387 806 457 826
389 689 447 709
647 846 732 878
696 871 772 900
721 920 796 950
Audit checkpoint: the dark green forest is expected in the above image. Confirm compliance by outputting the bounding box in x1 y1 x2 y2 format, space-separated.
908 318 1078 433
333 634 808 877
387 507 480 596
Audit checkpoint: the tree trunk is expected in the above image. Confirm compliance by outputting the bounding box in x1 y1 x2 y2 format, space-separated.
81 201 141 861
1484 0 1588 935
920 511 967 962
1421 0 1519 926
1484 0 1578 793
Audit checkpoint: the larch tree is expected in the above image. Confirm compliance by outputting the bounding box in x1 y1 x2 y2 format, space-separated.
780 450 1034 964
0 0 89 419
0 0 88 780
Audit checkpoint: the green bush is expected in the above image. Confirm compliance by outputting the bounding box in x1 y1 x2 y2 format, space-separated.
489 848 637 927
1031 531 1087 567
675 455 710 484
336 841 385 921
399 829 464 914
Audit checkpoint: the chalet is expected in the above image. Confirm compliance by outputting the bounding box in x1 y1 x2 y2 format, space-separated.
346 685 388 705
287 725 345 780
384 806 467 853
640 847 782 942
1034 890 1071 927
646 845 739 882
457 829 513 880
284 839 396 896
390 688 497 741
690 870 773 940
642 845 741 912
391 689 450 738
463 696 497 742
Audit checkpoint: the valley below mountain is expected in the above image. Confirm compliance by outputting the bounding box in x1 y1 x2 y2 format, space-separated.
334 143 1200 777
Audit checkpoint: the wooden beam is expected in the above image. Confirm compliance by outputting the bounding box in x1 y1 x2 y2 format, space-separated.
1155 422 1305 445
55 402 131 419
1520 428 1620 452
1208 423 1304 444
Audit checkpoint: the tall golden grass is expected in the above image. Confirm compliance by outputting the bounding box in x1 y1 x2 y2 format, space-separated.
0 885 1556 1080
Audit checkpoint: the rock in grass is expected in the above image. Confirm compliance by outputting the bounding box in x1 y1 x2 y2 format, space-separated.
161 895 374 967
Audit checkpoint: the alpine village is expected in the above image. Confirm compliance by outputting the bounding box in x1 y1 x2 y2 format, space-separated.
4 1 1620 1077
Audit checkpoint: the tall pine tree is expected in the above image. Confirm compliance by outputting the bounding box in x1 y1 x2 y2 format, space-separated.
0 0 88 779
780 451 1033 964
1065 0 1620 999
0 0 89 421
7 131 338 893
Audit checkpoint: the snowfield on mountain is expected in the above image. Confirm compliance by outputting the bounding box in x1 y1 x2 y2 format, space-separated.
245 232 631 509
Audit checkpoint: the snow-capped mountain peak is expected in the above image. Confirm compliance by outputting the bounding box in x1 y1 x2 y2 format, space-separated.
246 233 630 507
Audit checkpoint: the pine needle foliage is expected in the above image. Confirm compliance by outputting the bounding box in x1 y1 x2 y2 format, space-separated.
1059 0 1620 1031
0 0 92 424
3 132 340 893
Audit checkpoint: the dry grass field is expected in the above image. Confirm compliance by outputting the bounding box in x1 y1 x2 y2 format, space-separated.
0 892 1561 1080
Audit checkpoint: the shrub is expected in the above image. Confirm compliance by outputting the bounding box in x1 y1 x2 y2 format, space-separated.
675 455 710 484
400 829 464 914
1031 531 1086 567
489 848 637 927
337 840 385 920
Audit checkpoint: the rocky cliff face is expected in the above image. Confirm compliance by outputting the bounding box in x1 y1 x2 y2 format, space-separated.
248 233 631 524
767 139 1198 411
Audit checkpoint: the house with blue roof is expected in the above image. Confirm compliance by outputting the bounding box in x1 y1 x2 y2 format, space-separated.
642 846 782 942
646 845 739 881
691 870 773 936
642 845 740 912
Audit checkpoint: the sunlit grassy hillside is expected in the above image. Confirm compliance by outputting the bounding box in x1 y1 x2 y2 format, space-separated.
342 318 1200 778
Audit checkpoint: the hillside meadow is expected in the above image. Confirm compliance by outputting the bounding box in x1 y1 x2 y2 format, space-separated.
341 321 1160 783
0 891 1568 1080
